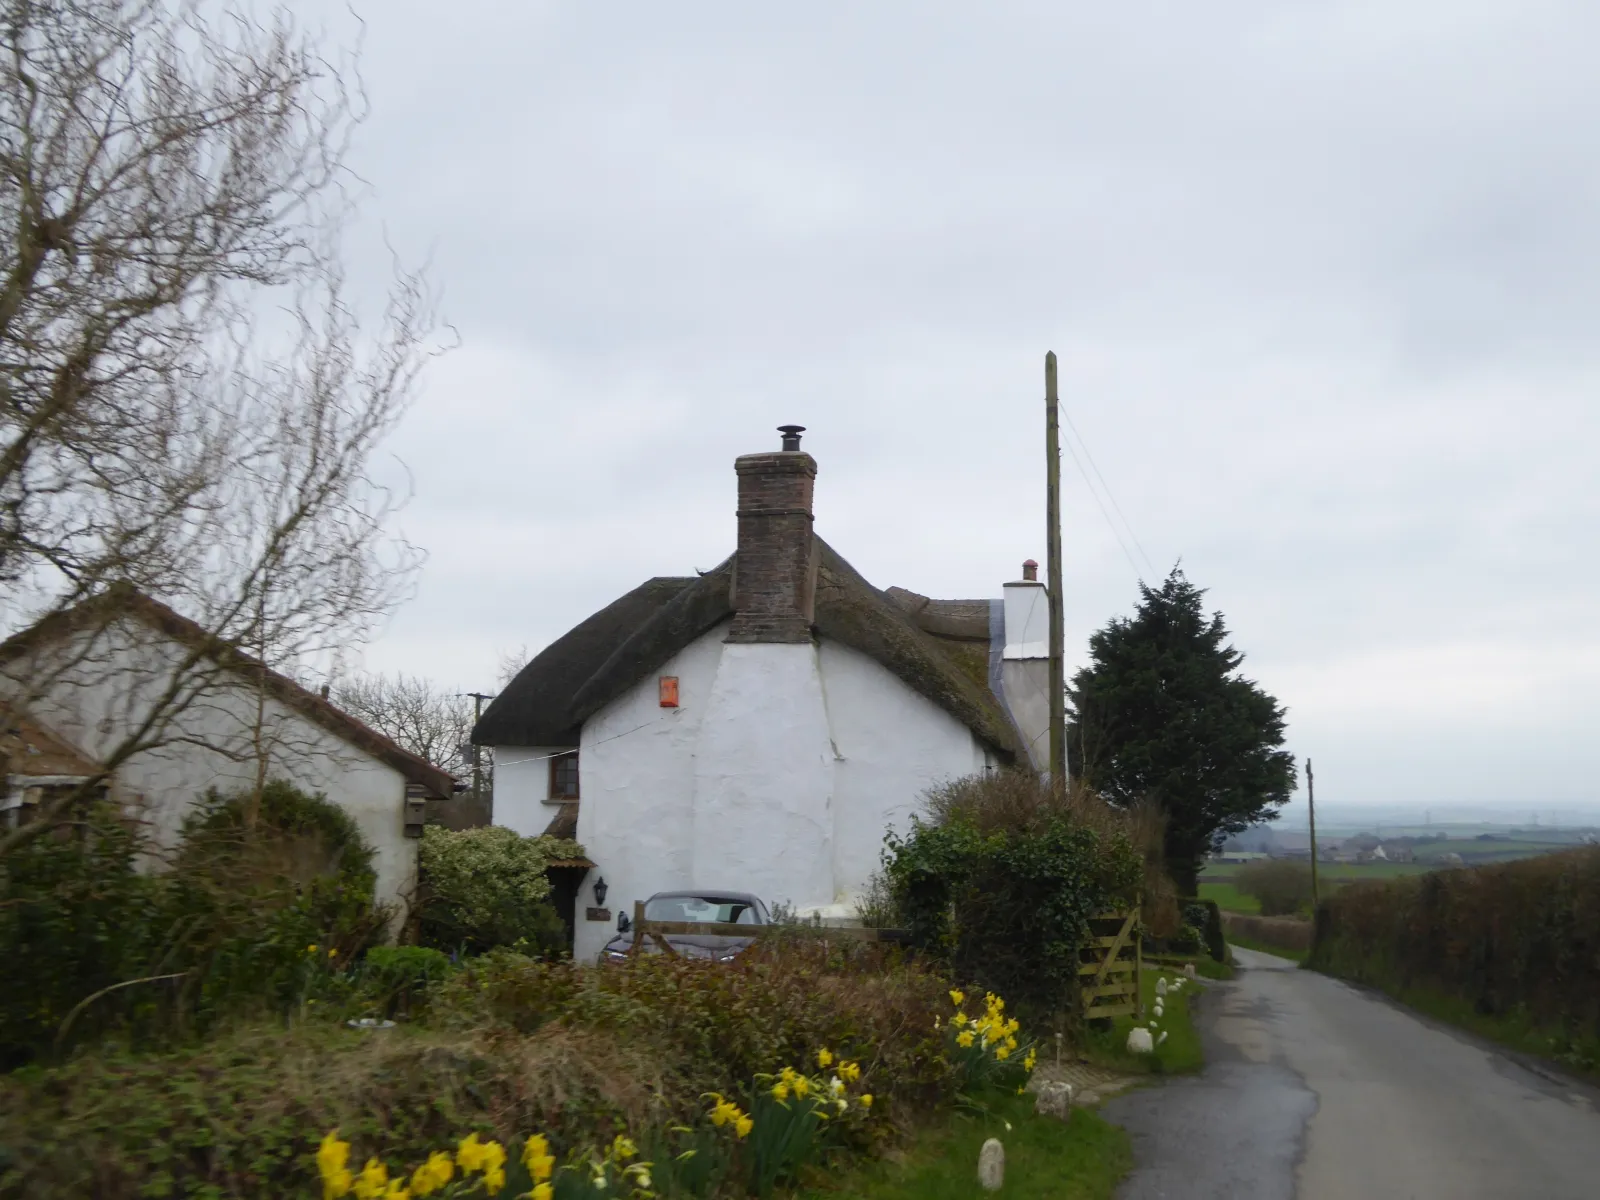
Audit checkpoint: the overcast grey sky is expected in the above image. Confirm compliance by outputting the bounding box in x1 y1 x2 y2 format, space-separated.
301 1 1600 815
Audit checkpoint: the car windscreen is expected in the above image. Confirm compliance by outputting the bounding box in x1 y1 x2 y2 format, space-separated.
643 895 761 925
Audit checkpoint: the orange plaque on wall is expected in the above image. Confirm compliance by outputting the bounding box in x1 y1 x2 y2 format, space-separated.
659 676 679 707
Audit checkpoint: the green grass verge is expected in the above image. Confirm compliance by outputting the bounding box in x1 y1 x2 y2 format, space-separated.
1080 967 1204 1076
1227 936 1308 965
797 1089 1130 1200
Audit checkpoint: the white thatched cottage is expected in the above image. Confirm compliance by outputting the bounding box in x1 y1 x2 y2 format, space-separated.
475 427 1057 962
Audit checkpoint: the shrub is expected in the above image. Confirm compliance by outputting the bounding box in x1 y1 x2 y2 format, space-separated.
1309 848 1600 1061
1235 859 1315 917
359 945 455 1019
1183 898 1227 963
418 826 582 956
884 771 1143 1015
0 782 387 1066
0 939 954 1197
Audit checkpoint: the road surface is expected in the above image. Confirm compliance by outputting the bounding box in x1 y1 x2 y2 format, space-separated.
1102 946 1600 1199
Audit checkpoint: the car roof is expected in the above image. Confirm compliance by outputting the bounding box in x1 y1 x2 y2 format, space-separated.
647 891 764 905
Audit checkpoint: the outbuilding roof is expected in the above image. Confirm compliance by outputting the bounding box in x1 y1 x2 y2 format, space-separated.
0 589 457 798
474 539 1024 761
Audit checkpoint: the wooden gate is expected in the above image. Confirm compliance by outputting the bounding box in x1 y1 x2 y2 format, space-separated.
1079 903 1142 1020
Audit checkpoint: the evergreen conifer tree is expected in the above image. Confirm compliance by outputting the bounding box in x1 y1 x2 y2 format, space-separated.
1068 568 1296 894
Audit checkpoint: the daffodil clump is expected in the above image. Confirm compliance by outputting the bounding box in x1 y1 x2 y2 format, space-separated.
314 1128 650 1200
704 1047 876 1196
941 989 1037 1093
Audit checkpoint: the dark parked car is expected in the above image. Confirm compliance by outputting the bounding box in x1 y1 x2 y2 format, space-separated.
601 891 770 962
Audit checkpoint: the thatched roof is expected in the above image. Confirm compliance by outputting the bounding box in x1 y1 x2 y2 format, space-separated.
472 574 705 746
477 542 1024 761
0 589 456 798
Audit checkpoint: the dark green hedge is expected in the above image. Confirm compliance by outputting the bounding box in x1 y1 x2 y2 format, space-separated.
1308 847 1600 1040
884 816 1141 1015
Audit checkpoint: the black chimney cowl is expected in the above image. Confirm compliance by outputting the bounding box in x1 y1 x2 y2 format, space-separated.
778 424 806 451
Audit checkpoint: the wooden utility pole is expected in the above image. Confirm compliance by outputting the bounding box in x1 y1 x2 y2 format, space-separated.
1045 351 1067 795
1307 758 1320 909
467 691 494 809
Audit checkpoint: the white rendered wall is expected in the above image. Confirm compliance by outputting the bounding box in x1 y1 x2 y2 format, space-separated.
820 638 988 914
1000 659 1052 771
571 622 729 963
570 623 999 961
1 620 417 924
691 641 835 911
490 746 570 836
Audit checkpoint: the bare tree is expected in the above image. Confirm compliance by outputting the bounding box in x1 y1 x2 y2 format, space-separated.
332 673 473 774
0 1 446 854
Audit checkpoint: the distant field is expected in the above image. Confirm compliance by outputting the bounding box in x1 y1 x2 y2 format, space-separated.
1197 881 1259 915
1411 838 1575 863
1201 861 1433 882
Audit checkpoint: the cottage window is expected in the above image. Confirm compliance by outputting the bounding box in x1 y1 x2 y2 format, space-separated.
550 751 580 800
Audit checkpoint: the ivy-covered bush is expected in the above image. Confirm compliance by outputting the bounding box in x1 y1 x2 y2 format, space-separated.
417 826 583 956
883 771 1143 1015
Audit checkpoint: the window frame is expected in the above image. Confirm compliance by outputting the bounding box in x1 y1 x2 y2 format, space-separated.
549 750 580 801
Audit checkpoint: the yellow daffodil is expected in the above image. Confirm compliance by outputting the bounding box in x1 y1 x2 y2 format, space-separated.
950 989 965 1007
734 1114 754 1139
709 1096 745 1127
350 1157 388 1200
791 1075 811 1098
329 947 338 958
779 1066 799 1084
839 1060 861 1084
816 1048 834 1068
1017 1085 1027 1095
952 1011 969 1027
772 1081 790 1101
317 1130 353 1200
383 1183 411 1200
995 1045 1012 1061
610 1135 637 1161
1006 1017 1020 1035
483 1167 505 1194
956 1030 975 1048
531 1186 552 1200
521 1134 554 1182
859 1094 873 1108
1005 1036 1018 1051
455 1133 489 1174
1023 1049 1037 1072
480 1141 506 1179
409 1151 454 1196
308 944 319 955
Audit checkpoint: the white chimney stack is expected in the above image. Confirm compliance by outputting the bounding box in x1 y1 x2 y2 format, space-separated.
1003 559 1048 660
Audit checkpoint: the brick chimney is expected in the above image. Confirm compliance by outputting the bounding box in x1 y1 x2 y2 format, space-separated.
728 425 817 643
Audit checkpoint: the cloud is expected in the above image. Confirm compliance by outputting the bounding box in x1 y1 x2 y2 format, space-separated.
291 0 1599 809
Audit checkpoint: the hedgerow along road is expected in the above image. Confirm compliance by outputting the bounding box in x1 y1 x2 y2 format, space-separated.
1103 947 1600 1199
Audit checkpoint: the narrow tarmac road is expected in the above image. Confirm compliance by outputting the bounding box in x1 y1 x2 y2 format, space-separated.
1102 947 1600 1199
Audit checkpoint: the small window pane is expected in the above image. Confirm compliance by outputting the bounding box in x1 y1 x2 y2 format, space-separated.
550 752 580 799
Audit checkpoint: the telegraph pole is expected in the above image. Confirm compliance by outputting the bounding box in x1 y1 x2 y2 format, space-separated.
1045 352 1067 796
466 691 494 808
1307 758 1320 910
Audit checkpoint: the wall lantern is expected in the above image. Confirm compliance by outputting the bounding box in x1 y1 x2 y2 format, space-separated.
593 876 609 907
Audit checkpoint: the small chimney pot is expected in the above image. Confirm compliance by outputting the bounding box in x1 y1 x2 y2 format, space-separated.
1022 559 1038 582
778 424 806 451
